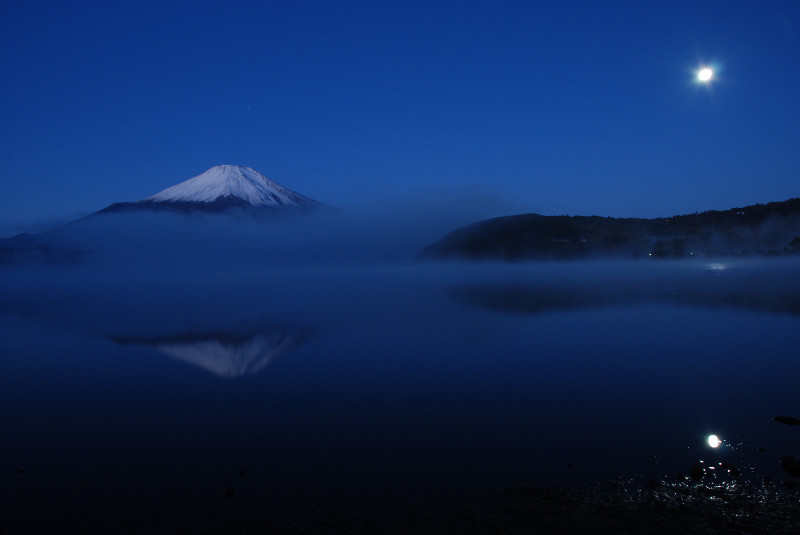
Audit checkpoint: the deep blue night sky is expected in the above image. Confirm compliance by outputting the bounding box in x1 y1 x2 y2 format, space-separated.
2 1 799 236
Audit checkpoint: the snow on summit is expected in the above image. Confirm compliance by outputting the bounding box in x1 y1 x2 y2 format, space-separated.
144 165 321 208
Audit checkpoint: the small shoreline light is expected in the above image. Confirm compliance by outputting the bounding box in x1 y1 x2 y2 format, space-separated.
708 434 721 448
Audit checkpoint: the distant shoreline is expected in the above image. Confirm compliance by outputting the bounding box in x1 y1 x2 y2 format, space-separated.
421 198 800 262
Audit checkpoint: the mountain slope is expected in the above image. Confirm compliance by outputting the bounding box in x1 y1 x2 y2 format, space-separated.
420 198 800 261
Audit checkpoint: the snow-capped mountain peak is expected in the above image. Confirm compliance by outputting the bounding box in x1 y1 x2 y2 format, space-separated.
143 165 321 208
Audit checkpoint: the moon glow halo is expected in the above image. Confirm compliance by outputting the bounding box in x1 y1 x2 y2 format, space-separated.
697 67 714 83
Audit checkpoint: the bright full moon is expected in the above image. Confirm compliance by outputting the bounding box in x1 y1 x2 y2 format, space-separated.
698 67 714 82
708 434 721 448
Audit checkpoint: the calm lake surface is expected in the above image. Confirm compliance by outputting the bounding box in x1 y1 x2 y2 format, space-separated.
2 258 799 530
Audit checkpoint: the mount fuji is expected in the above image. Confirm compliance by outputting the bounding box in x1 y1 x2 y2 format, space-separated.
0 165 333 265
100 165 328 214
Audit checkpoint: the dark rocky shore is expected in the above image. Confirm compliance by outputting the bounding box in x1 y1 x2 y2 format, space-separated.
42 478 799 535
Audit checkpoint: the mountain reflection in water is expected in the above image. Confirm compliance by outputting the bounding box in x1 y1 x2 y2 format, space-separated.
112 330 311 377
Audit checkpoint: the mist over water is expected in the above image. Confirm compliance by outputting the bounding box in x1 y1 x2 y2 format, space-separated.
2 207 800 531
15 194 492 268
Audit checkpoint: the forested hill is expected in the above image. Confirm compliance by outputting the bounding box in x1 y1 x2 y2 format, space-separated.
420 198 800 261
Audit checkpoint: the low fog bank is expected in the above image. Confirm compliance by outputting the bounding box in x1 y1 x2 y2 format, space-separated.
0 198 476 337
2 249 799 347
0 193 507 270
3 186 799 340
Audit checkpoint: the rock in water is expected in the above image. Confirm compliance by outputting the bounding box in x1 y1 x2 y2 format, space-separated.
773 416 800 425
780 456 800 478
